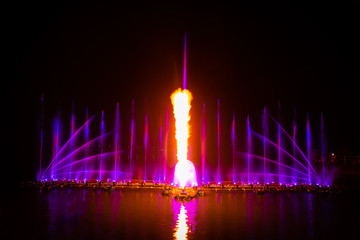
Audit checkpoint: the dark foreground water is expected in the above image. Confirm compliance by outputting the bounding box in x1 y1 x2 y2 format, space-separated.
3 188 360 240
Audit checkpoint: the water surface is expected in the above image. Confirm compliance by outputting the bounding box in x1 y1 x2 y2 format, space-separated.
4 188 359 239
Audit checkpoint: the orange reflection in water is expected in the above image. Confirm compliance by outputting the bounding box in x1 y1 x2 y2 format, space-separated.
174 204 189 240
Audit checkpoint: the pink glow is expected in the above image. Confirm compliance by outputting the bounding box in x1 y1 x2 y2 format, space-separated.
163 106 169 181
201 104 206 182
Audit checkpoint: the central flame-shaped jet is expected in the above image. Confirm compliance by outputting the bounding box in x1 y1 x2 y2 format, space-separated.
171 35 197 188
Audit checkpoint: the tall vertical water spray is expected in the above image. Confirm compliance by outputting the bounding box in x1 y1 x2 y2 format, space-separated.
231 114 236 183
171 34 197 188
201 104 206 183
84 108 89 180
247 115 251 183
69 104 75 180
163 107 169 182
37 36 329 186
321 112 325 184
262 107 268 183
277 102 282 184
306 113 311 184
129 99 135 181
144 113 148 181
100 110 105 180
182 33 187 90
159 118 163 181
114 103 120 180
217 99 221 183
292 106 297 184
51 116 60 180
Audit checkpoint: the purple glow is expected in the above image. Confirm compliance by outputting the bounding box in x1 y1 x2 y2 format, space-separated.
278 102 282 184
251 130 319 180
100 110 105 180
69 106 75 180
239 152 312 179
144 113 148 181
236 172 310 182
159 118 163 181
201 104 206 182
54 169 126 177
52 152 116 173
266 113 317 177
163 106 169 181
39 108 327 185
262 107 268 184
182 33 187 90
231 113 235 183
130 99 135 181
321 112 325 184
114 103 120 180
39 95 328 185
217 99 221 182
247 115 251 183
43 115 95 175
292 106 297 184
84 108 89 180
51 116 60 180
307 113 311 184
42 133 110 176
38 128 43 181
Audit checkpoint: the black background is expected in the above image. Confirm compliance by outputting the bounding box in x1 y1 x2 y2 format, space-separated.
5 2 360 181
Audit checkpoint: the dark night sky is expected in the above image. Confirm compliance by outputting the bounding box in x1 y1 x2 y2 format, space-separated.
5 2 360 181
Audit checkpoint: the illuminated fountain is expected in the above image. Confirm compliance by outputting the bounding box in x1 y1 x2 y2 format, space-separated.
171 34 198 188
38 100 328 186
236 110 324 185
38 36 329 187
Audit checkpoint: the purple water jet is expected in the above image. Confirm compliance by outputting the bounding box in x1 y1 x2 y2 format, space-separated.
100 110 105 180
277 102 282 184
238 152 311 179
38 103 328 186
306 113 311 184
144 113 148 181
251 130 319 181
266 113 316 176
53 152 116 174
231 114 236 183
163 106 169 182
129 99 135 181
51 116 60 180
182 33 187 90
292 106 297 184
84 108 90 180
44 115 95 175
321 112 325 184
247 115 251 183
262 107 268 184
69 104 75 180
265 112 320 181
114 103 121 180
43 133 110 176
158 118 163 181
217 99 221 183
201 104 206 183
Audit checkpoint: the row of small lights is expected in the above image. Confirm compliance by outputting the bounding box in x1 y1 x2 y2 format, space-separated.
42 179 329 187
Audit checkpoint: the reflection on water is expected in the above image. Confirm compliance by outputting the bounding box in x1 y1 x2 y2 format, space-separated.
7 189 360 239
174 204 189 240
172 198 197 239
